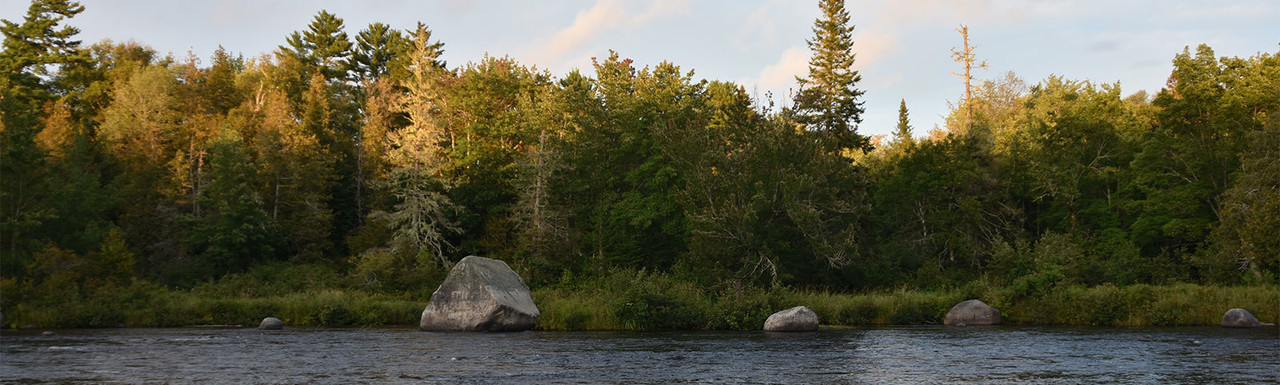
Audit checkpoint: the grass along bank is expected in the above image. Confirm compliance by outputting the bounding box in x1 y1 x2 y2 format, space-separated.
3 266 1275 330
533 270 1279 330
3 279 424 328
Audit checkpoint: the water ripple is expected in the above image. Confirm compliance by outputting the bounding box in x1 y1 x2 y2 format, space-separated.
1 326 1276 384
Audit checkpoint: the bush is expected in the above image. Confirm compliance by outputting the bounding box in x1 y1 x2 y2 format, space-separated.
611 271 706 330
706 285 793 330
534 288 617 330
312 304 359 327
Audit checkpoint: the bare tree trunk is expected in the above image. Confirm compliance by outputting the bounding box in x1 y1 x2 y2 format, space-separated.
951 25 987 133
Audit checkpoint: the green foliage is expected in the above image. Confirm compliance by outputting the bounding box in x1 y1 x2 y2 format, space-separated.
187 129 282 278
1127 45 1259 265
706 284 795 330
1209 60 1280 282
188 262 341 298
347 247 445 297
435 55 545 258
532 286 617 331
868 132 1018 286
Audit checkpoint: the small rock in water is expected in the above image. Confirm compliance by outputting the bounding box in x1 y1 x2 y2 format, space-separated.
258 317 284 330
42 331 54 336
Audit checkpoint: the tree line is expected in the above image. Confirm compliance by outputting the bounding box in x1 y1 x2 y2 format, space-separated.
2 0 1277 304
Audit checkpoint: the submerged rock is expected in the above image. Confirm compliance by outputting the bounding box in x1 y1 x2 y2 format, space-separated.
764 306 820 332
258 317 284 330
420 256 540 332
1221 308 1272 328
944 299 1001 326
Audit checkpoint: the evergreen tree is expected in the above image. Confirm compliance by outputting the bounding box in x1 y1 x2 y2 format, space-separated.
279 11 366 255
282 10 352 81
0 0 86 85
352 22 404 83
0 0 87 266
792 0 869 153
892 99 913 149
204 46 243 115
352 22 441 84
369 26 460 268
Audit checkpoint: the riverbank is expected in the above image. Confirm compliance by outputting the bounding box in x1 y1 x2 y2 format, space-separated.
533 271 1279 330
2 269 1275 330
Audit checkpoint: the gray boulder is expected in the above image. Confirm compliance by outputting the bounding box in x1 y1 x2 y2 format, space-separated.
420 256 540 332
258 317 283 330
1221 308 1272 328
944 299 1001 326
764 306 820 332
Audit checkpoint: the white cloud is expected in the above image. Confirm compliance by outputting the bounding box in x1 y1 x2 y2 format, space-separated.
634 0 690 24
539 0 690 67
754 46 809 94
543 0 627 64
733 0 790 51
850 31 896 71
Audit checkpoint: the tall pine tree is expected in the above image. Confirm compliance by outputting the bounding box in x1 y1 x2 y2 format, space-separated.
1 0 88 266
282 10 352 82
792 0 869 153
893 99 913 148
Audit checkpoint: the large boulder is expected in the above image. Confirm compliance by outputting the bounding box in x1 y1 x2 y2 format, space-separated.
764 306 820 332
420 256 540 332
1221 308 1272 328
944 299 1001 326
258 317 283 330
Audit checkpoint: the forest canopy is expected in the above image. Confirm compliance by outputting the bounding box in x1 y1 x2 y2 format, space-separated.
2 0 1278 311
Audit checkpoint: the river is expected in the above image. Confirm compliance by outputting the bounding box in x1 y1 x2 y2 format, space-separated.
2 326 1276 384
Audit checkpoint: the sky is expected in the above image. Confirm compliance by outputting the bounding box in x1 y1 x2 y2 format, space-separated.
4 0 1278 138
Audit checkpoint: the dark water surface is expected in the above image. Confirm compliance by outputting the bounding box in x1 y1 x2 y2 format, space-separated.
2 326 1276 384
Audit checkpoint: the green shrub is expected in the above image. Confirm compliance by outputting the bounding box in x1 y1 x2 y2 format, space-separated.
312 304 359 326
534 288 618 330
707 285 791 330
612 271 706 330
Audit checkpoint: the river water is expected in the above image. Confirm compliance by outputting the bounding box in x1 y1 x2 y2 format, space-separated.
2 326 1276 384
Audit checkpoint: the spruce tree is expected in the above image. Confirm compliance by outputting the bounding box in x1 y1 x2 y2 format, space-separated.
893 99 913 148
793 0 869 153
